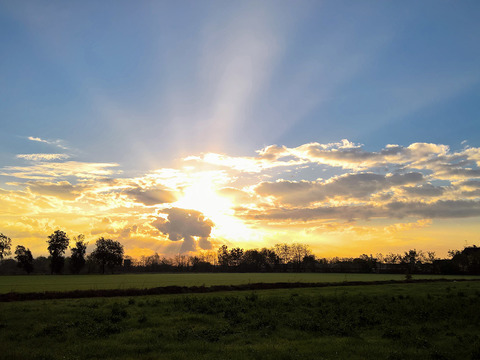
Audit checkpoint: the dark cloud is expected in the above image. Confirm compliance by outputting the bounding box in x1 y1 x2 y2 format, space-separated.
402 184 446 197
256 172 424 206
126 187 177 205
460 180 480 188
26 181 84 200
241 199 480 223
298 142 413 167
386 200 480 219
461 190 480 197
152 208 214 253
242 205 377 222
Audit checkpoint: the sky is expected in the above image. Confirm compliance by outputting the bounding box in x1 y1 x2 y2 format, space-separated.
1 0 480 259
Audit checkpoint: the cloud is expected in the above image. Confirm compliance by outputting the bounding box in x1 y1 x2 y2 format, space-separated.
1 161 121 180
188 140 480 180
386 200 480 219
185 152 303 173
16 154 70 161
151 208 214 253
384 219 433 234
460 180 480 188
28 136 49 144
26 181 84 200
402 184 446 197
28 136 69 150
1 139 480 257
242 199 480 223
290 141 450 170
217 187 254 204
125 187 178 206
242 204 377 222
255 172 424 206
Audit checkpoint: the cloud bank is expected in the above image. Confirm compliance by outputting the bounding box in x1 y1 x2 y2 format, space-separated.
1 139 479 257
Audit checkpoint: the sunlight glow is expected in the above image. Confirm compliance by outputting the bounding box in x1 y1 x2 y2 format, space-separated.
172 174 254 242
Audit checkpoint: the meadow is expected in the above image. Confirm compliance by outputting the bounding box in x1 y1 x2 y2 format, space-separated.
1 272 479 294
1 280 480 359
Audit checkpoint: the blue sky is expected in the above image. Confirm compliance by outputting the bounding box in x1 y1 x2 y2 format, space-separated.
2 0 479 172
1 1 480 257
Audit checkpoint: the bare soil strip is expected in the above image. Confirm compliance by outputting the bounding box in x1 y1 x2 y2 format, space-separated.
2 278 479 302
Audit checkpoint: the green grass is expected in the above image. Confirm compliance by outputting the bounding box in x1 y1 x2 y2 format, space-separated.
1 272 479 293
1 281 480 359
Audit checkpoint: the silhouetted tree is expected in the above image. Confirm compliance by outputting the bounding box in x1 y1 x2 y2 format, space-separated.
450 245 480 274
230 247 244 267
47 230 69 274
355 254 378 272
274 243 292 265
14 245 34 274
91 237 124 274
384 253 402 264
217 245 231 267
70 234 87 274
402 249 424 274
33 256 50 274
302 254 317 272
0 233 12 261
426 251 437 264
241 249 265 271
240 248 280 271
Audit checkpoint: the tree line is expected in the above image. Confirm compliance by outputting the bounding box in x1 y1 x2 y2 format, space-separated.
0 231 124 275
134 244 480 275
1 231 479 275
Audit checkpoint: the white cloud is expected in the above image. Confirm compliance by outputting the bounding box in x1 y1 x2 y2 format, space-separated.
1 161 121 180
28 136 69 150
16 153 70 161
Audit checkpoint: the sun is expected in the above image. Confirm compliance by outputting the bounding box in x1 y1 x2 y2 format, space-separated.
172 174 253 242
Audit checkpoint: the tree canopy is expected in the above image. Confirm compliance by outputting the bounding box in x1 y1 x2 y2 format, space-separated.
0 233 12 260
47 230 70 274
91 237 124 274
15 245 34 274
70 234 87 274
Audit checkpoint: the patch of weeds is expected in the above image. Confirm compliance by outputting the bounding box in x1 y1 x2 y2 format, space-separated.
223 308 243 325
387 351 407 360
176 326 194 341
110 302 128 323
196 328 223 342
138 313 148 324
382 327 403 340
470 342 480 360
36 323 66 338
429 348 449 360
248 314 278 334
74 305 127 338
245 292 258 302
85 301 100 309
413 336 431 349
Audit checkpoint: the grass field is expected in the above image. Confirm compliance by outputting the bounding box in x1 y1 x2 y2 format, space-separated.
1 272 479 294
1 280 480 359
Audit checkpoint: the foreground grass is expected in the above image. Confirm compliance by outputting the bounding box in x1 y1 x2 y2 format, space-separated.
1 272 479 293
1 281 480 359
